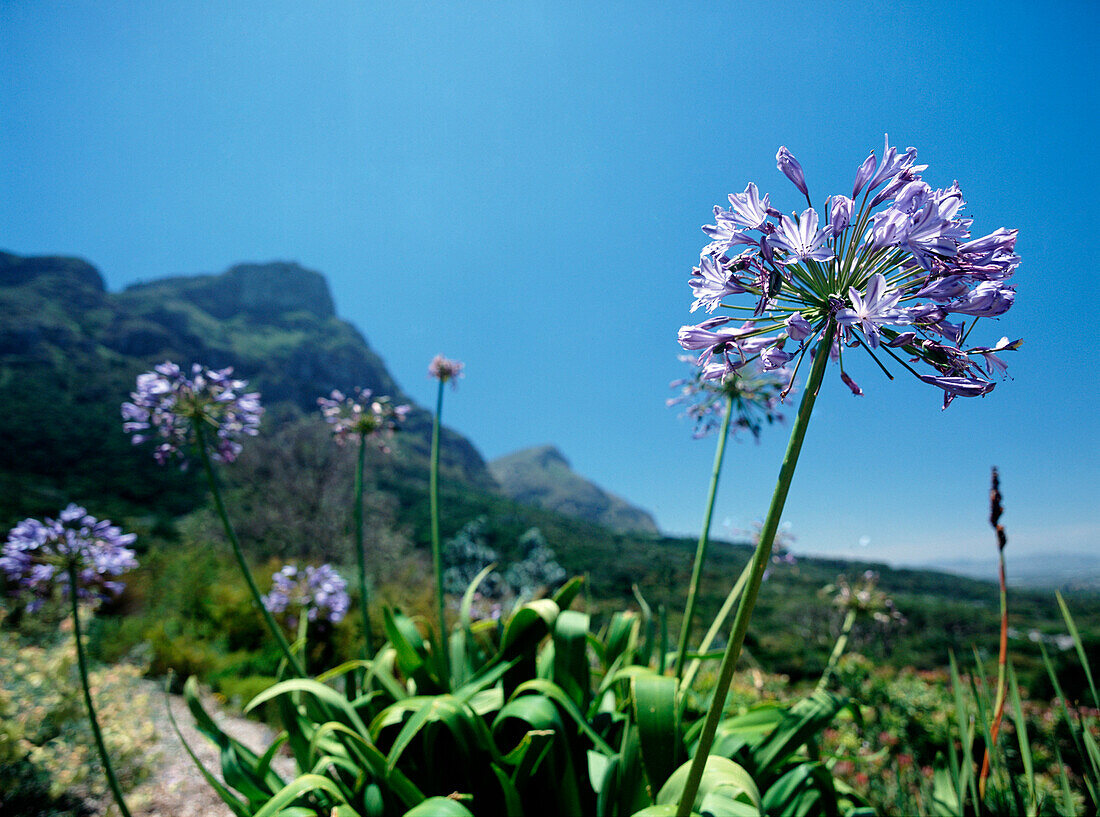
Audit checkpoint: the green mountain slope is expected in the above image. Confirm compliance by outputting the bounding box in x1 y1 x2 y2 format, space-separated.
489 445 660 534
0 252 494 523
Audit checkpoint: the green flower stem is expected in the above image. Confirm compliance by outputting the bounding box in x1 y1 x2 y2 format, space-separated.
297 612 310 676
353 432 374 655
674 393 734 678
194 424 305 677
817 608 857 693
678 558 752 719
676 322 835 817
429 378 449 675
67 563 133 817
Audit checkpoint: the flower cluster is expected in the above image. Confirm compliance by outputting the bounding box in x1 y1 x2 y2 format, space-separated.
121 362 263 465
262 563 349 624
317 388 410 449
668 355 788 440
1 505 137 610
825 571 906 626
428 354 464 387
679 136 1021 408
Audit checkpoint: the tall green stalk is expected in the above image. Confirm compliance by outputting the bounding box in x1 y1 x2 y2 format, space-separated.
676 323 835 817
67 564 133 817
194 423 305 677
429 378 448 672
817 608 857 693
353 432 373 654
674 393 734 678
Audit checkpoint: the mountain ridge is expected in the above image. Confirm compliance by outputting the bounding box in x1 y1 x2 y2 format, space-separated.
489 444 660 535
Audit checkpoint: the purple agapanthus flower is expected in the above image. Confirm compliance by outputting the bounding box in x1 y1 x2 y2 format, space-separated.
678 138 1021 407
122 362 263 466
263 563 349 625
318 388 410 450
1 505 137 610
767 209 835 266
428 355 464 387
668 355 789 441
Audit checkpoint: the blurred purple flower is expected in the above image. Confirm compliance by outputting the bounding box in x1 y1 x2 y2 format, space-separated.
318 388 410 450
2 505 137 610
428 355 464 387
263 563 349 624
668 355 789 441
122 362 263 466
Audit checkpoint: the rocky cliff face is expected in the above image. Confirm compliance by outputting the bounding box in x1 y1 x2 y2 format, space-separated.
489 445 659 535
0 252 496 522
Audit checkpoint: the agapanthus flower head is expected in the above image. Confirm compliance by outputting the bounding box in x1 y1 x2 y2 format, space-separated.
1 505 137 610
317 388 410 450
122 362 263 466
428 354 464 387
679 138 1021 409
262 563 349 625
668 355 789 441
823 571 906 626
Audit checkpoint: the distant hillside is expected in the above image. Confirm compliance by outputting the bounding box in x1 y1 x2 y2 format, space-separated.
489 445 659 534
0 252 496 522
928 551 1100 591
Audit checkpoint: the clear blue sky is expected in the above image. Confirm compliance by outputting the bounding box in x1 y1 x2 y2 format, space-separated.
3 1 1097 566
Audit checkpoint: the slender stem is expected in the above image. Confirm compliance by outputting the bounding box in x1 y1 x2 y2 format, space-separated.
817 608 857 693
676 322 835 817
194 424 305 677
429 379 448 673
353 432 373 654
674 393 734 678
678 559 752 719
67 564 133 817
979 546 1009 798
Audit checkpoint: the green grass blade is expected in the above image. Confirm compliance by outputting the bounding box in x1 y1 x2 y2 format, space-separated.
948 651 979 811
554 610 592 710
632 673 682 795
1007 663 1037 815
1056 591 1099 710
252 774 348 817
508 678 616 755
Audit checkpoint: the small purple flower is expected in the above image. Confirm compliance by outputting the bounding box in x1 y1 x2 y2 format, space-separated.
428 355 464 387
918 374 996 409
835 273 909 348
829 196 854 233
689 253 749 313
767 209 835 265
944 281 1016 317
2 505 137 610
725 183 771 231
668 355 788 441
318 388 410 450
263 563 349 624
852 151 877 199
122 362 263 466
775 147 808 197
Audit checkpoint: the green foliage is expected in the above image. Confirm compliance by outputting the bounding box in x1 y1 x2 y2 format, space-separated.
0 620 157 813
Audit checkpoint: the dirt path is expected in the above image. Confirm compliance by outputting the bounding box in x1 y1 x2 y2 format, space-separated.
117 681 293 817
